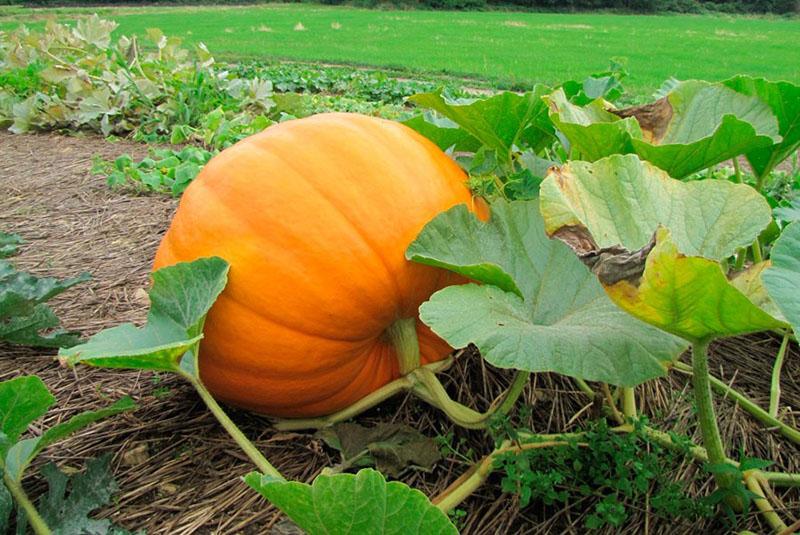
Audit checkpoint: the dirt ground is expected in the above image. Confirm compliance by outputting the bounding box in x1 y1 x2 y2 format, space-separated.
0 131 798 534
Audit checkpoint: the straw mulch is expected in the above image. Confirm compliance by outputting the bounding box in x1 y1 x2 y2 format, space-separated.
0 131 798 534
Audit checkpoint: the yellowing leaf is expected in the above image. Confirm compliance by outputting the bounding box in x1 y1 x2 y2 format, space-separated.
605 228 785 343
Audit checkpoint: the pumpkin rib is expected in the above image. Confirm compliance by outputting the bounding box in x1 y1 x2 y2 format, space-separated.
262 142 405 311
214 291 377 344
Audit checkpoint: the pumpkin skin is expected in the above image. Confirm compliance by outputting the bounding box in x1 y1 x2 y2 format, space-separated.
154 112 478 417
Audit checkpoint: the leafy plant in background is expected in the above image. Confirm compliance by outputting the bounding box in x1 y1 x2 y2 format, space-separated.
0 375 134 534
0 16 277 142
92 146 213 196
0 232 89 348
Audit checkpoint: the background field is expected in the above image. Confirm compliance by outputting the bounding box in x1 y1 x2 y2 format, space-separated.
1 4 798 95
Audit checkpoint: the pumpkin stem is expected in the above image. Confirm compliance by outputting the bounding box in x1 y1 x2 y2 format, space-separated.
386 317 421 375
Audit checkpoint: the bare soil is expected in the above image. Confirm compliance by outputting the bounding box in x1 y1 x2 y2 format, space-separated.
0 131 798 534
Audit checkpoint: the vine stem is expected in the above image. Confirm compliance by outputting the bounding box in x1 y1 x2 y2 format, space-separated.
622 387 637 420
3 473 51 535
672 361 800 445
432 441 576 512
745 473 788 532
769 332 791 418
184 374 283 479
690 339 737 492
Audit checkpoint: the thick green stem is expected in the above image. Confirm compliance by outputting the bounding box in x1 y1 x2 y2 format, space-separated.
732 158 744 184
185 375 283 479
691 339 736 491
769 332 791 418
574 378 595 398
622 387 637 420
3 474 51 535
387 317 421 375
274 374 416 431
673 361 800 445
752 238 764 264
410 367 528 429
745 473 788 532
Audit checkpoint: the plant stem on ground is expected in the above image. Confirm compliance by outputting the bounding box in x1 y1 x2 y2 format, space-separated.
769 332 791 418
3 474 52 535
672 361 800 445
184 375 284 479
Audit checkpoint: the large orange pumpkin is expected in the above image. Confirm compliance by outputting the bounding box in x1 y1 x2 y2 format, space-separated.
154 113 478 417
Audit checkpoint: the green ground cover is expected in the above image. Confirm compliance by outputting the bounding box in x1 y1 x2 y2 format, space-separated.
1 4 798 95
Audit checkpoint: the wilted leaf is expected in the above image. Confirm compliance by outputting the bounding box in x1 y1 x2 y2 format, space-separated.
317 422 441 477
72 14 118 49
540 154 772 260
763 222 800 337
604 228 785 343
245 469 457 535
408 200 686 386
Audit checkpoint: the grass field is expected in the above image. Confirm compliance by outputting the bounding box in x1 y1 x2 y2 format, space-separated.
1 4 799 95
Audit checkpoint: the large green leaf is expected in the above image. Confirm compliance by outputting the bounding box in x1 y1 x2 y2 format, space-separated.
5 396 135 483
408 87 554 155
407 200 686 386
723 76 800 179
0 376 54 450
540 154 772 261
763 222 800 337
604 228 785 343
547 81 781 178
244 468 456 535
402 113 481 153
60 257 229 377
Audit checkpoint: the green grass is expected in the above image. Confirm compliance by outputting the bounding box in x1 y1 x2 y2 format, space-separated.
2 4 799 95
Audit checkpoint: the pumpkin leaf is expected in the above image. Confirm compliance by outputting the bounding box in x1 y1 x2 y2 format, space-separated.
4 396 135 483
0 376 54 452
0 233 23 259
408 86 554 155
723 76 800 179
763 221 800 337
603 228 786 343
408 200 686 386
547 81 781 178
36 455 131 535
539 154 772 260
402 113 482 153
0 303 84 349
59 257 229 377
244 468 457 535
316 422 441 477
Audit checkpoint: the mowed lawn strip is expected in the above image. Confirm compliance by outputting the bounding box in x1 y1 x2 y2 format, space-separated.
1 4 799 95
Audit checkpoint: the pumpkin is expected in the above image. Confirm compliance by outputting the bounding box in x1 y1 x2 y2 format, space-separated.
154 112 479 418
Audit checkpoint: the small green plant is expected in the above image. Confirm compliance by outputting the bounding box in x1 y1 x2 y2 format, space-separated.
0 232 89 348
492 419 714 529
92 147 213 196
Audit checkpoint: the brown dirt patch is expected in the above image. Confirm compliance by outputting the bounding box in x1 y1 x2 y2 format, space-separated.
0 131 798 534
